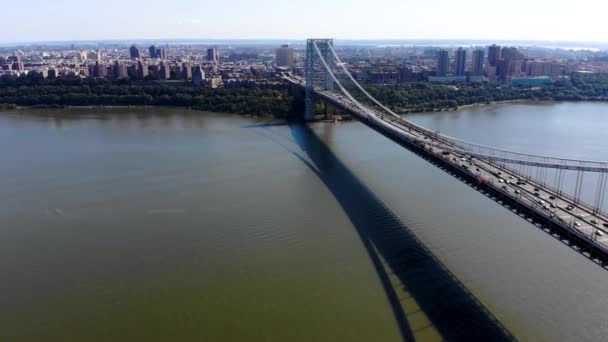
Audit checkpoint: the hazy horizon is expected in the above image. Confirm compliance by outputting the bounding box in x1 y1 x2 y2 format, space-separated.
4 0 608 44
2 38 607 50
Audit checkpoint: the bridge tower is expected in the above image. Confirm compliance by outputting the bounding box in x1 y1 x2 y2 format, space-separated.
305 39 334 120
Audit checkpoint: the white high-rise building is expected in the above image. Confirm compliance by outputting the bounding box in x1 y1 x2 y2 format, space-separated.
275 44 294 68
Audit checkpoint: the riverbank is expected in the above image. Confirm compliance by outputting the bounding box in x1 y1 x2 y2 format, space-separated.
0 77 296 119
455 97 608 112
365 73 608 114
455 99 532 110
407 99 534 114
402 95 608 114
0 104 298 122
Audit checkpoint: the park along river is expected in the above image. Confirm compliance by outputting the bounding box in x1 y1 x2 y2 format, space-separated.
1 102 608 341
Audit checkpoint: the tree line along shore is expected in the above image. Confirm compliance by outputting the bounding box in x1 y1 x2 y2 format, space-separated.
1 73 608 118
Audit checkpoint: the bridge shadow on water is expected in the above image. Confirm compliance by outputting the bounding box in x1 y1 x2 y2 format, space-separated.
246 121 517 341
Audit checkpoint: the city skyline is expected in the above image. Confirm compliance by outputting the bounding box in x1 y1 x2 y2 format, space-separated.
3 0 608 44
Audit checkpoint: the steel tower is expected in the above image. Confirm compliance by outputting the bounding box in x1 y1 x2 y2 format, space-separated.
305 39 334 120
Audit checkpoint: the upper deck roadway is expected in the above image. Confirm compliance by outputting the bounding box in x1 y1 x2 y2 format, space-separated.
283 74 608 260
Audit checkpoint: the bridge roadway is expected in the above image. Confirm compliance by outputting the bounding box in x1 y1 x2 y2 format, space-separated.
286 76 608 262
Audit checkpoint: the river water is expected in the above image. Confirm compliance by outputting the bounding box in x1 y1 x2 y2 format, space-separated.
0 103 607 341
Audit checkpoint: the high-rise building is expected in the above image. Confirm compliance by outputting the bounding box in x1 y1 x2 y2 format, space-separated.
193 66 206 86
159 61 171 80
47 68 58 79
500 47 519 61
181 62 192 80
130 45 141 59
91 61 106 78
499 47 524 80
471 49 485 76
435 50 449 77
275 44 294 67
112 61 129 80
207 48 219 63
149 45 158 58
156 48 167 60
147 46 166 59
488 45 501 67
136 61 148 80
453 48 467 76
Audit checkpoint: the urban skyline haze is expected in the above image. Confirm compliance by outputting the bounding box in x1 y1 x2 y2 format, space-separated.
4 0 608 44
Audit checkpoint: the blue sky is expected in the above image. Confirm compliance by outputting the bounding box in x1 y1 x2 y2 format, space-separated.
4 0 607 43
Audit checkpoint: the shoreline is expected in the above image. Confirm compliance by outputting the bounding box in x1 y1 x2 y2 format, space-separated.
0 105 352 125
0 99 548 113
2 98 605 119
0 104 285 119
456 99 533 110
410 98 572 115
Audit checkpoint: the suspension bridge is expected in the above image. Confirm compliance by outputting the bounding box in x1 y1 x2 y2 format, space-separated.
282 38 608 266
